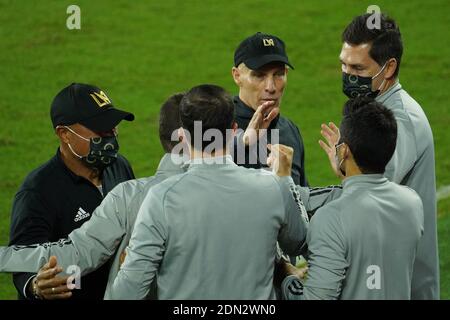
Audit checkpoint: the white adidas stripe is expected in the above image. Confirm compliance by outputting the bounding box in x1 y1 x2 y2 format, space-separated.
74 207 90 222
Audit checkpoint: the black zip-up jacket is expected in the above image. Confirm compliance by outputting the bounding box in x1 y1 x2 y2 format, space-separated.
233 96 308 186
9 149 134 300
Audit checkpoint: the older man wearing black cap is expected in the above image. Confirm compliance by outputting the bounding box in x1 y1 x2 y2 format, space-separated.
232 32 308 186
8 83 135 300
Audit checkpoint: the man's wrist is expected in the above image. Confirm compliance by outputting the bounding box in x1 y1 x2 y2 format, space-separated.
276 169 291 177
28 276 42 300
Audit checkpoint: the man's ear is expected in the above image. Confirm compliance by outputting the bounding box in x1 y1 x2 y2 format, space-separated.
178 127 192 156
232 67 241 86
177 127 185 142
232 121 238 132
343 143 352 161
231 121 238 136
55 126 70 144
384 58 398 80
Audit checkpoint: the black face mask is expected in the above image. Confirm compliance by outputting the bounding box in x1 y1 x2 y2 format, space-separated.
342 63 387 99
82 135 119 170
64 126 119 170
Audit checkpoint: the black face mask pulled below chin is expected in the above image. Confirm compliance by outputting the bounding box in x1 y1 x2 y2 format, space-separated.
81 136 119 171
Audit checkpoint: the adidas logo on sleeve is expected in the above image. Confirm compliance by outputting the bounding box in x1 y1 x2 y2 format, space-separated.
74 207 91 222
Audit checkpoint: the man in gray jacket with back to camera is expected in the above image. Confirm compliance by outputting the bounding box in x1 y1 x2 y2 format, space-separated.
280 97 424 300
109 84 309 300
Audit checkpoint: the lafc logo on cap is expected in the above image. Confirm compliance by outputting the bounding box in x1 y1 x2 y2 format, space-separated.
90 91 111 108
263 38 275 46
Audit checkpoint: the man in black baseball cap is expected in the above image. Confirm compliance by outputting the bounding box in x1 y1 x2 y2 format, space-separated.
9 83 135 300
231 32 308 187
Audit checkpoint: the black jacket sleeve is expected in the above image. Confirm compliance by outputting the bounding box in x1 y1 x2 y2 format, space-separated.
9 189 55 300
293 123 308 187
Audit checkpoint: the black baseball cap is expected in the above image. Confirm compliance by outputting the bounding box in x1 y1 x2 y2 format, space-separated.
50 83 134 132
234 32 294 70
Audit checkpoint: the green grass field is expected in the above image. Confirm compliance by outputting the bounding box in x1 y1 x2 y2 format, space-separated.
0 0 449 299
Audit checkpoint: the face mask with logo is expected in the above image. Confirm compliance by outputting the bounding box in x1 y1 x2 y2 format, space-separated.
342 62 387 98
62 126 119 170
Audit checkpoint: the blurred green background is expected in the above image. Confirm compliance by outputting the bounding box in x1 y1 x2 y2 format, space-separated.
0 0 448 299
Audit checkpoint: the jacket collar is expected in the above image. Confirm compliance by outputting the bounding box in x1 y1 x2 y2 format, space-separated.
55 148 92 183
186 155 236 169
234 96 255 120
156 153 187 175
342 173 388 193
376 80 402 105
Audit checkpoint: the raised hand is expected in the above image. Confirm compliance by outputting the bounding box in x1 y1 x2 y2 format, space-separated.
318 122 343 179
243 101 279 146
267 144 294 177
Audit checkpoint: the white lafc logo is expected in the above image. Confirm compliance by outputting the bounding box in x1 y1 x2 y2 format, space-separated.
74 207 90 222
263 38 275 46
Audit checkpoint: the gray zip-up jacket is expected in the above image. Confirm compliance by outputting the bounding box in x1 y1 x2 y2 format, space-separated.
376 82 439 299
282 174 424 300
108 155 309 299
